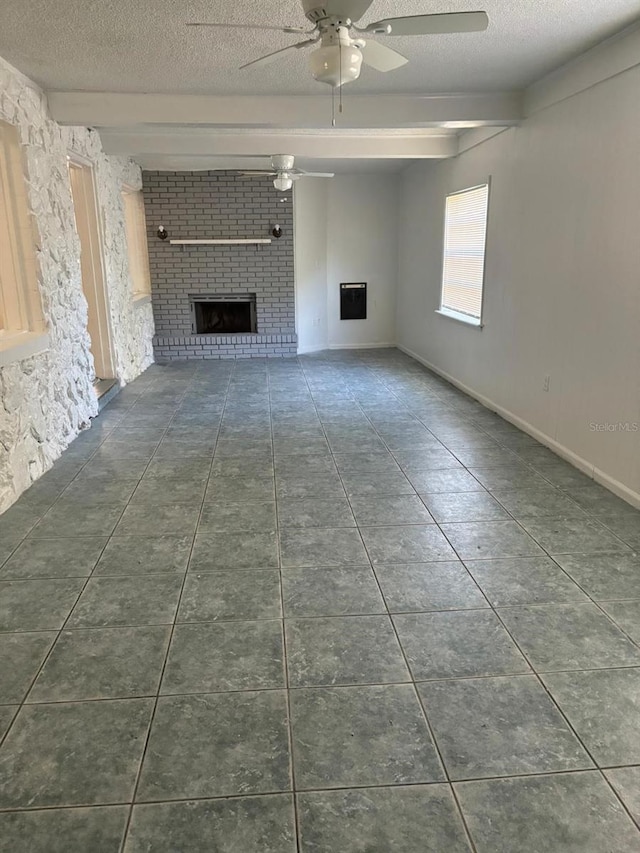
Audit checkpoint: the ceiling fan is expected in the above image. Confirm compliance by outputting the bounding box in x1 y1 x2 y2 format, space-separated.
236 155 335 191
187 1 489 88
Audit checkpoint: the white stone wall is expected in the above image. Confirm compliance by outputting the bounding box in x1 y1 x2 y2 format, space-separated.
0 57 155 512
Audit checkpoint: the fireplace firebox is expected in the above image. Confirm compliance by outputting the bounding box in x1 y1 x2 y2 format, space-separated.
191 295 257 334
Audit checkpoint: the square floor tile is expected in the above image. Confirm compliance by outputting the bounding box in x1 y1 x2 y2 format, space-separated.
0 705 17 740
440 521 544 560
282 567 385 617
0 632 56 703
534 462 596 490
297 785 471 853
491 486 586 519
0 537 107 579
0 578 84 631
340 470 416 497
136 691 290 801
542 668 640 766
204 476 275 503
290 685 443 789
277 497 355 529
95 535 192 576
0 698 152 807
0 806 129 853
125 795 296 853
350 495 434 526
374 562 487 613
190 531 279 571
62 476 141 506
468 465 550 492
554 553 640 599
465 557 589 606
115 503 200 537
604 767 640 824
409 469 485 494
333 452 400 474
601 600 640 644
423 492 509 523
161 620 284 694
280 528 368 568
519 516 631 555
29 502 124 539
286 615 409 687
394 610 529 680
362 525 457 564
28 627 171 702
599 510 640 549
131 475 207 505
198 501 276 533
67 575 183 627
497 603 640 671
455 772 640 853
275 472 346 501
0 503 46 539
178 570 281 622
418 675 591 780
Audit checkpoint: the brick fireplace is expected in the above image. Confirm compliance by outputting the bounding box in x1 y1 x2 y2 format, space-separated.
142 171 297 359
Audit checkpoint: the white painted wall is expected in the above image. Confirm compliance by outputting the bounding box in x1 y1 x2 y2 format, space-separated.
0 57 155 511
397 63 640 503
294 180 328 354
295 175 397 352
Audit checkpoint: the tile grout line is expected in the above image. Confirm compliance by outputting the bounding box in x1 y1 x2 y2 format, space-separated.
117 364 229 853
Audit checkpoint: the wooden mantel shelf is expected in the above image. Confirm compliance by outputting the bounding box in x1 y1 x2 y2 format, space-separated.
169 238 272 245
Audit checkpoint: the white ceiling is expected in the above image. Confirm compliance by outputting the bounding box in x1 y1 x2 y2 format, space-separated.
1 0 639 96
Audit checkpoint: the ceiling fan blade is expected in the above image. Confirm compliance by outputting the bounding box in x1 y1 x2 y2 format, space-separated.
297 171 336 178
366 11 489 36
322 0 375 22
237 171 278 177
240 38 318 70
187 22 308 34
360 40 408 72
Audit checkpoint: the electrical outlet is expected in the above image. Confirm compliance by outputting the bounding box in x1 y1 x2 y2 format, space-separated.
543 375 551 392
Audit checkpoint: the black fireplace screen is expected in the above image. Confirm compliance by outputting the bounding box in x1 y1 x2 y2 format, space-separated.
192 300 256 334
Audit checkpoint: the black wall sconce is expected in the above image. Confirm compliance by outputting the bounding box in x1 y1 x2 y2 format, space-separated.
271 224 283 239
157 225 168 241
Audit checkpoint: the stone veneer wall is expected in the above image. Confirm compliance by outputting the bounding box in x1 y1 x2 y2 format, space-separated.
0 57 155 512
142 171 297 359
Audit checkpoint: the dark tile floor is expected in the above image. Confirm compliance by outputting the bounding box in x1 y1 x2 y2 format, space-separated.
1 348 640 852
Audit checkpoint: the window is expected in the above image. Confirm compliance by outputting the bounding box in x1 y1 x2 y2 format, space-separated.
438 182 489 326
0 120 46 364
122 187 152 302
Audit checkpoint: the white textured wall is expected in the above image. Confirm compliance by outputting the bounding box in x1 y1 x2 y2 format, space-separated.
397 64 640 503
0 58 154 511
295 176 398 352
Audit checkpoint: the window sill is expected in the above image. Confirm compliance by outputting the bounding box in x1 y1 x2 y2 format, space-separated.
0 331 49 367
435 308 483 328
133 293 152 308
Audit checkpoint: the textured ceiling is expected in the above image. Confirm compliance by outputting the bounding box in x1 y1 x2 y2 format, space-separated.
1 0 638 96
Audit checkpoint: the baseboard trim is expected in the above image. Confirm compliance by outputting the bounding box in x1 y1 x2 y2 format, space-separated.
329 342 396 350
297 344 327 354
398 343 640 509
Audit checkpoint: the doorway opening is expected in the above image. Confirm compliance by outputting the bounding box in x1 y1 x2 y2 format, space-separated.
68 156 116 391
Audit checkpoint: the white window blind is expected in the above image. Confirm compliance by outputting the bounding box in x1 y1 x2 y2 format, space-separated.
122 188 152 299
440 183 489 323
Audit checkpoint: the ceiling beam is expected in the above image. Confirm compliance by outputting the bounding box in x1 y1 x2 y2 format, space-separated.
98 129 458 160
48 91 522 129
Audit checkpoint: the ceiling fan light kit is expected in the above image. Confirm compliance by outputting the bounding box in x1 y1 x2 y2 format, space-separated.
189 2 489 91
308 27 363 88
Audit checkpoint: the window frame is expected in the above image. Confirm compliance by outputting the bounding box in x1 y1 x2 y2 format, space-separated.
0 119 47 366
121 185 152 306
436 179 490 329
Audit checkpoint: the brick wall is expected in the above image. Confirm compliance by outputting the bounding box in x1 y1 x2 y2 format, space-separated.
142 170 297 359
